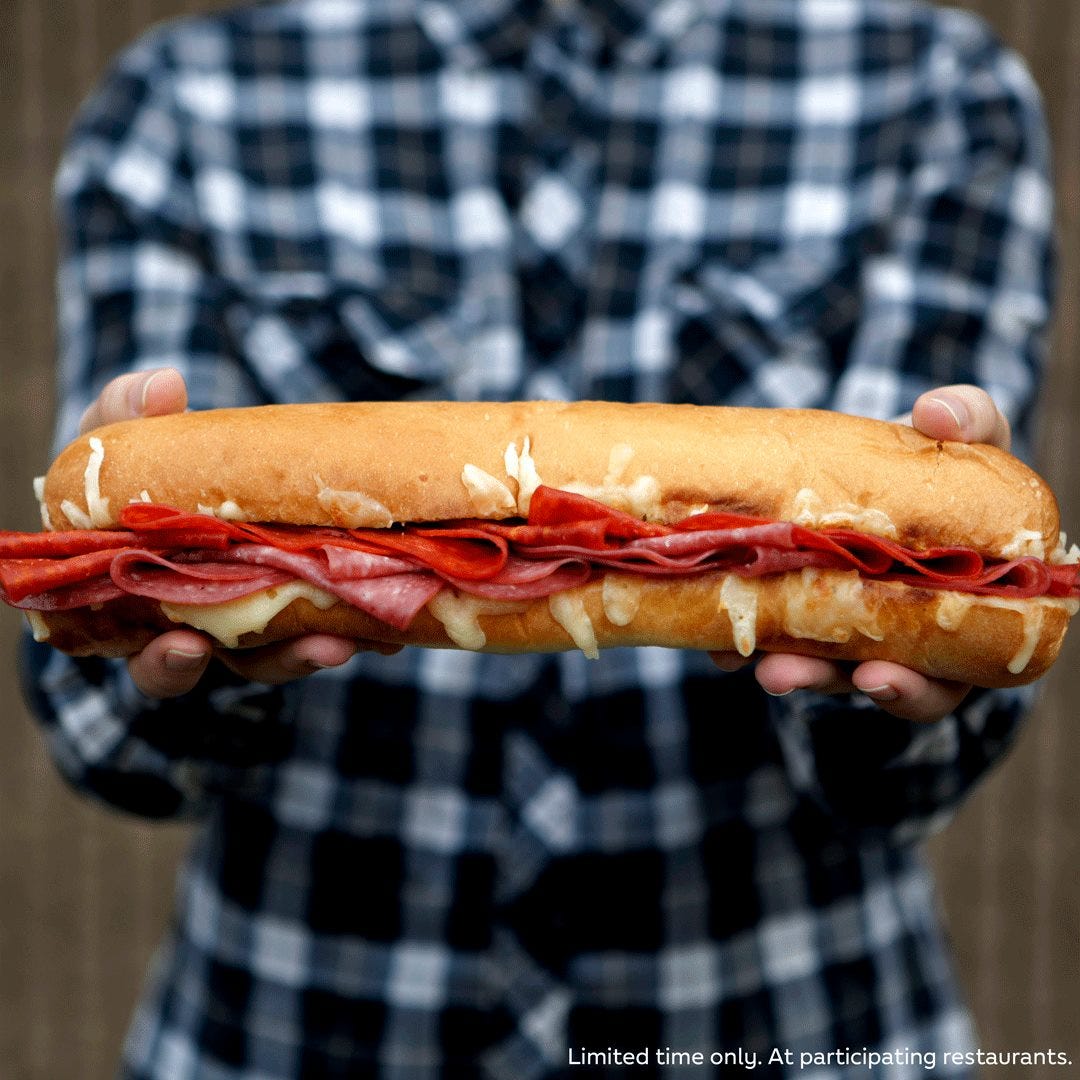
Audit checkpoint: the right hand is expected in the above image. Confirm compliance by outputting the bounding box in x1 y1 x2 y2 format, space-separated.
82 368 397 699
709 384 1009 723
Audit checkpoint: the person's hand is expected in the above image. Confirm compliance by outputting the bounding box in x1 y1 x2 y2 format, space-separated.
710 384 1011 722
78 367 190 434
81 368 398 699
903 383 1011 452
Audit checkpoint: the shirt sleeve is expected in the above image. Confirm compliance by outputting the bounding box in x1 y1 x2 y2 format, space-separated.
832 12 1055 439
773 15 1057 843
25 28 288 820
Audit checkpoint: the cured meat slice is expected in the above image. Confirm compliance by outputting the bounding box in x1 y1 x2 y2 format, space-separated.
331 574 444 630
443 556 593 600
321 545 418 579
8 576 126 611
226 545 442 629
0 529 139 557
0 550 121 602
109 550 293 603
2 488 1077 627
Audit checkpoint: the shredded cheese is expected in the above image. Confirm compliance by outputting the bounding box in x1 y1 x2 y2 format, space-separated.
561 442 665 522
461 463 516 516
564 474 664 521
504 437 543 515
718 575 760 657
33 476 52 530
60 499 94 530
59 438 109 528
789 488 898 539
601 575 643 627
1008 604 1044 675
196 500 251 521
548 591 600 659
933 592 972 632
84 437 112 528
427 591 528 650
24 611 50 642
314 474 394 528
1049 532 1080 566
217 500 250 522
1000 529 1048 561
194 501 252 522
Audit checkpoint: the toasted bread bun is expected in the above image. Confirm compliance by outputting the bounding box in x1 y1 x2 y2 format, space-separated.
46 401 1060 559
25 402 1076 687
28 570 1075 687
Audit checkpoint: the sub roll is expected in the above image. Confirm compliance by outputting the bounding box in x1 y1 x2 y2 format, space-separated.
2 401 1077 688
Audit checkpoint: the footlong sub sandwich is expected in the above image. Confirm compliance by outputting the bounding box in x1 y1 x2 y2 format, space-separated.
1 401 1077 687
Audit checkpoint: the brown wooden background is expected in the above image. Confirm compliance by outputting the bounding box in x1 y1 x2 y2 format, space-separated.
0 2 1077 1077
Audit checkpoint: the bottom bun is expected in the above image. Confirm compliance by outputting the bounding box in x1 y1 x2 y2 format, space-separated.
28 568 1077 688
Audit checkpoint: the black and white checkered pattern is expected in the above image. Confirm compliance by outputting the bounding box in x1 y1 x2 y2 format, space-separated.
26 1 1053 1076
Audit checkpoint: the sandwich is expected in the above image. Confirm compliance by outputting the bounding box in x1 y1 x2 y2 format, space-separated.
1 400 1077 687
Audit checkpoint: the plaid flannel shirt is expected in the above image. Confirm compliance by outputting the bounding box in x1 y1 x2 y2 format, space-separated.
23 1 1055 1076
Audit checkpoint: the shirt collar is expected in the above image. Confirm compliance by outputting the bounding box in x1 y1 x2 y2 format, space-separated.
423 0 685 66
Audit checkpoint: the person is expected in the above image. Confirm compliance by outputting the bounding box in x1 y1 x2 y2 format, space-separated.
23 0 1054 1076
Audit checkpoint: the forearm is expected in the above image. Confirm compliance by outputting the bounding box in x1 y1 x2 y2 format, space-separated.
769 684 1029 842
21 632 290 819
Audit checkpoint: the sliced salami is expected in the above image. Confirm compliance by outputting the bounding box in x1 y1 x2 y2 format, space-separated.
1 488 1077 630
331 574 444 630
109 550 293 603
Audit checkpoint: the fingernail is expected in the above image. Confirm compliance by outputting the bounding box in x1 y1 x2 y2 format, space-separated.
857 683 899 702
138 371 163 412
762 687 795 697
164 647 207 672
307 656 353 671
928 395 968 432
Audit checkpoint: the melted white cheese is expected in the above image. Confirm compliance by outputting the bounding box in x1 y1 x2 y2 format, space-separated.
504 437 543 515
782 568 883 644
314 474 394 528
548 591 600 659
57 439 103 528
60 499 93 530
216 500 250 522
24 611 50 642
1049 532 1080 566
1000 529 1048 561
1009 604 1044 675
33 476 52 530
160 581 339 649
933 592 972 632
718 575 760 656
601 575 643 627
461 463 516 516
933 592 1078 675
563 475 664 522
426 591 528 650
561 442 666 522
789 488 898 539
196 502 250 521
84 437 112 528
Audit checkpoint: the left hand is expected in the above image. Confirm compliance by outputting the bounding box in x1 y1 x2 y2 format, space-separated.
710 385 1011 722
76 369 402 699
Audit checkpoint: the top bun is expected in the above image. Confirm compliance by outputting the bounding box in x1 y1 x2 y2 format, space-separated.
42 401 1060 559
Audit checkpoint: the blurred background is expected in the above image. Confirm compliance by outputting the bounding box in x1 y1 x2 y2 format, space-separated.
1 1 1077 1077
